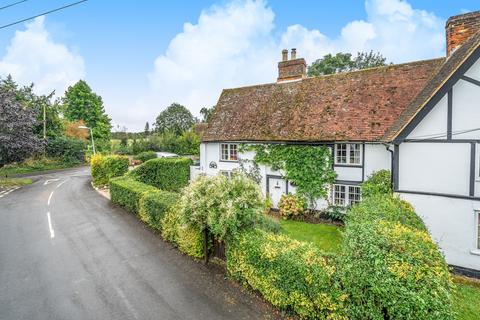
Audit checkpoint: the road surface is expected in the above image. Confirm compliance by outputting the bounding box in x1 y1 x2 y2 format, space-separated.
0 167 277 320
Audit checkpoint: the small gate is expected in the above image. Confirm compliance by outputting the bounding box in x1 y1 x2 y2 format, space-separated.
203 229 226 264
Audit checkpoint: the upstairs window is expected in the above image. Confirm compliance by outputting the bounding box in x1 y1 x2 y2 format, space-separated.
220 143 238 161
333 184 361 206
477 211 480 250
335 143 362 165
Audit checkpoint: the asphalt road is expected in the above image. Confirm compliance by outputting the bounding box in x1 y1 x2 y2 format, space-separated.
0 167 277 320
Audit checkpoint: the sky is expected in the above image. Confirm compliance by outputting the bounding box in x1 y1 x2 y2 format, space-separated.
0 0 478 131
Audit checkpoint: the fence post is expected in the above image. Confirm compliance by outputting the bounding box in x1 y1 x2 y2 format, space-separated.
203 228 209 264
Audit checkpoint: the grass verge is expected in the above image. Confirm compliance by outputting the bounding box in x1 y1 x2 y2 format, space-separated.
0 158 83 177
280 219 343 253
0 178 33 187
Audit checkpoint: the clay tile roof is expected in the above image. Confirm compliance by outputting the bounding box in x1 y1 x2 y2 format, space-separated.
203 58 445 142
384 30 480 141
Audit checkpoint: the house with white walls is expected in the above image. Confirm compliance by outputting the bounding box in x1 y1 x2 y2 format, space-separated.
195 11 480 276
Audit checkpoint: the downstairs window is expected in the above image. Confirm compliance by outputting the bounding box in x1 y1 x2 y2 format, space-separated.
333 184 361 206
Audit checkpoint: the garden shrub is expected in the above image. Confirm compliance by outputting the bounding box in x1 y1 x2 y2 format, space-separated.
129 157 191 192
340 219 454 319
227 229 347 319
278 193 307 219
161 207 204 259
324 206 347 223
254 214 281 234
138 189 179 230
109 176 157 213
177 174 264 241
361 169 392 198
91 154 129 186
347 193 426 231
134 151 157 163
46 137 86 164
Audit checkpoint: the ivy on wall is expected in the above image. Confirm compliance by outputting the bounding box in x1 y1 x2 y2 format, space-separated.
243 144 337 206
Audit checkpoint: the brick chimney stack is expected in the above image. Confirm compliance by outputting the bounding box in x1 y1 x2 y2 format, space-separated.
277 48 306 82
446 11 480 56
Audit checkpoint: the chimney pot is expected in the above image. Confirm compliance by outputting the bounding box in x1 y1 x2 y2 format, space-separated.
282 49 288 61
291 48 297 60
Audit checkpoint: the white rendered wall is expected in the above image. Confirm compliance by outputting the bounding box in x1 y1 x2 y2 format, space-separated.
399 193 480 270
398 142 471 195
464 56 480 81
452 79 480 140
363 144 391 178
407 95 448 140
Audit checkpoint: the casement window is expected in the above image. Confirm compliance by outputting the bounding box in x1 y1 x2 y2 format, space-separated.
334 143 362 165
333 184 361 206
220 143 238 161
220 170 233 179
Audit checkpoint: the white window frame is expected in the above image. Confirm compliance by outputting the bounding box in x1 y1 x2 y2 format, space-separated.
476 211 480 250
220 170 233 179
332 184 362 206
220 143 238 162
334 143 362 166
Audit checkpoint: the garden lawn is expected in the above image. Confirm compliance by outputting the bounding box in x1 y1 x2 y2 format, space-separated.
280 219 343 253
453 276 480 320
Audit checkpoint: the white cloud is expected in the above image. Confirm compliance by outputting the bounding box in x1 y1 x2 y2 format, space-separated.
139 0 445 131
0 16 85 96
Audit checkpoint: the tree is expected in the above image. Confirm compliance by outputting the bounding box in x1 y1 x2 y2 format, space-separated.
62 80 112 144
155 103 194 134
199 105 216 123
308 51 388 76
65 120 90 140
0 87 43 168
144 122 150 136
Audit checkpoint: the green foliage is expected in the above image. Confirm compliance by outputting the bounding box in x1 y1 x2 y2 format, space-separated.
46 137 86 164
278 194 307 219
129 157 191 192
155 103 195 134
62 80 112 147
324 206 347 223
227 229 347 319
161 207 204 258
340 194 454 320
308 51 387 76
90 154 129 187
247 144 336 205
109 176 158 214
177 174 264 241
134 151 157 163
361 169 392 198
0 157 79 176
347 194 426 231
254 214 281 234
138 189 180 230
199 105 216 123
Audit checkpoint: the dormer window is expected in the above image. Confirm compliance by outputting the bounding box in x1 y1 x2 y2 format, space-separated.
335 143 362 165
220 143 238 161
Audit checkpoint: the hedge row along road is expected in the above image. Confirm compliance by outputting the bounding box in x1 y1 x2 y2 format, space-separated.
0 167 276 320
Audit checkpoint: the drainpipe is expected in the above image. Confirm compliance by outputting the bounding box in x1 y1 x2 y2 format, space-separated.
384 143 394 191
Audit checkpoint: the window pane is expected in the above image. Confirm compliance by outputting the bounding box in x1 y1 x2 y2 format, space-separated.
336 144 347 164
221 144 228 160
478 212 480 249
348 186 361 205
334 185 346 206
349 144 361 164
230 144 238 160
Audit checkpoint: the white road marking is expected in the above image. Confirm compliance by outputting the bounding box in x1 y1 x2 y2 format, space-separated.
48 191 54 206
44 179 59 186
47 212 55 238
116 287 139 319
56 180 68 188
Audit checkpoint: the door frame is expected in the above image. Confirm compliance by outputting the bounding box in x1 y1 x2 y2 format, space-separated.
266 174 289 197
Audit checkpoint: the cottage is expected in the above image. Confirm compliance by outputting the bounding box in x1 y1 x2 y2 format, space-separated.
196 11 480 276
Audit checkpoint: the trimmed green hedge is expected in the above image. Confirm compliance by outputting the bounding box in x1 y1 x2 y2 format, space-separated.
129 157 192 192
134 151 157 163
227 229 346 319
361 169 392 198
139 189 180 230
91 154 129 186
109 176 158 214
340 195 454 319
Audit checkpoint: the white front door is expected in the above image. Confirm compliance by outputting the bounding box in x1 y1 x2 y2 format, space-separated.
268 177 287 209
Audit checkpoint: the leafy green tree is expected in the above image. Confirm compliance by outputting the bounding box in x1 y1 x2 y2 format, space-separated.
199 105 216 123
155 103 194 134
62 80 112 145
308 51 388 76
0 87 43 167
144 121 150 136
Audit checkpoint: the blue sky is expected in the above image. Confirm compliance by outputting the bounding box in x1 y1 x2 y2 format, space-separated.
0 0 478 130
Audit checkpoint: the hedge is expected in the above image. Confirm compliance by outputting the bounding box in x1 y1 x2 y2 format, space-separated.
134 151 157 163
361 169 392 198
139 189 180 230
227 229 347 319
129 157 192 192
340 195 454 319
46 137 86 164
91 154 129 186
162 207 204 259
109 176 158 214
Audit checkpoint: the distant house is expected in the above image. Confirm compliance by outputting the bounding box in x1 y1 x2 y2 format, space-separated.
195 11 480 276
